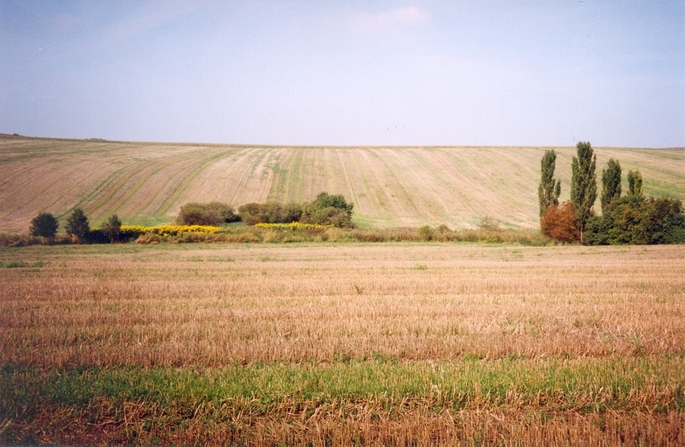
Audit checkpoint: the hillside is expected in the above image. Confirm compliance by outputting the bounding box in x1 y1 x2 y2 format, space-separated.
1 135 684 232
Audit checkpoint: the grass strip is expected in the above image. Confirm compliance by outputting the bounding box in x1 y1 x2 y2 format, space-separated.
3 356 684 417
2 356 684 445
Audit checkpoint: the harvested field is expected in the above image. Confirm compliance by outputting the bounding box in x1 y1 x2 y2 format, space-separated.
1 135 684 231
1 243 684 445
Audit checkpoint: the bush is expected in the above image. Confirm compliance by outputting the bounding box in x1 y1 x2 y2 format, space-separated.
178 202 240 226
102 214 122 243
418 225 434 241
238 202 303 226
65 208 90 242
541 201 580 242
585 196 684 245
301 192 354 228
29 212 59 242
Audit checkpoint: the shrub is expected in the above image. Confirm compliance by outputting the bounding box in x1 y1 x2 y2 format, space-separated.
206 202 241 223
29 212 58 242
585 196 684 245
65 208 90 242
301 192 354 228
478 216 501 231
418 225 434 241
102 214 122 243
238 202 302 226
541 201 580 242
177 203 224 226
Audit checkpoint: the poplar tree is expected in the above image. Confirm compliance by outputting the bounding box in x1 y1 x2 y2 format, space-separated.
538 149 561 223
600 158 622 214
571 141 597 243
628 170 643 197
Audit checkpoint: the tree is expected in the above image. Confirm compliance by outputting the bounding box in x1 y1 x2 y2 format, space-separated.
541 201 580 242
571 141 597 243
65 207 90 242
600 158 622 214
29 211 58 242
301 192 354 228
538 149 561 223
538 150 561 222
585 195 684 245
627 170 643 197
177 203 223 226
102 214 122 243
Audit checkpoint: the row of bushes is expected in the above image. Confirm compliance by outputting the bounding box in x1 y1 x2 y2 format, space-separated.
585 196 684 245
177 192 355 228
132 225 551 245
1 225 552 247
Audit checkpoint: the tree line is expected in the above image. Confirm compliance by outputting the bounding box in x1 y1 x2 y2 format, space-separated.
177 192 354 228
27 192 354 244
538 142 684 245
29 210 122 243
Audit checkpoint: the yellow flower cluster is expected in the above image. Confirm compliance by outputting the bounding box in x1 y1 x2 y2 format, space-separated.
254 222 332 231
120 225 222 237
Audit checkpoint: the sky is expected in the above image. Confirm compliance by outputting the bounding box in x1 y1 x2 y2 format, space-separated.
1 1 684 147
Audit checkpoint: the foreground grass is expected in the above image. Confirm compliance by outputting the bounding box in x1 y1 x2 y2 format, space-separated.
1 243 684 445
2 357 684 445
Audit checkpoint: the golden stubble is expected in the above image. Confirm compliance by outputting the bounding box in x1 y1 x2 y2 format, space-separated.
1 244 684 368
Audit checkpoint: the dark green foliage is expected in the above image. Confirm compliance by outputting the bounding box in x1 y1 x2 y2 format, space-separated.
303 206 352 227
65 208 90 241
207 202 241 223
178 203 220 225
238 202 303 226
29 212 58 241
585 196 684 245
538 150 561 222
571 142 597 243
600 158 622 214
239 193 354 228
178 202 239 226
627 170 644 197
301 192 354 228
102 214 122 243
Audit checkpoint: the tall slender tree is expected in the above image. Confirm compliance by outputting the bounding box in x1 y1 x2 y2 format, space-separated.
600 158 622 214
628 170 643 197
571 141 597 243
538 150 561 223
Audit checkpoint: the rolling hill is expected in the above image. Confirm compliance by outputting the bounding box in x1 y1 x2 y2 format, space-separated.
1 134 683 232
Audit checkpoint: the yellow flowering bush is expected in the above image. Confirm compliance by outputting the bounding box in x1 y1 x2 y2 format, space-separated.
120 225 222 238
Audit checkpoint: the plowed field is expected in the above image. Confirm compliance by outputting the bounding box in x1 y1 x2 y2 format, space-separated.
1 135 683 231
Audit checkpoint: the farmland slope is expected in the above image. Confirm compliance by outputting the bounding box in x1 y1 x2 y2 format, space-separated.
1 135 683 231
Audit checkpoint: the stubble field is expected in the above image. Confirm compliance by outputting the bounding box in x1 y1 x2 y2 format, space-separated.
2 135 684 231
1 242 684 445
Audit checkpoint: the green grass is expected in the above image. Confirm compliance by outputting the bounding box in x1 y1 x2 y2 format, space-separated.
2 356 683 424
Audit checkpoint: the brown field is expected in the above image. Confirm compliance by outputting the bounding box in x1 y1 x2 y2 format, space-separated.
1 242 684 445
1 134 684 231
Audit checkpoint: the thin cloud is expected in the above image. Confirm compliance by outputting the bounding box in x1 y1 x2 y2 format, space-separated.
102 2 206 43
347 6 430 35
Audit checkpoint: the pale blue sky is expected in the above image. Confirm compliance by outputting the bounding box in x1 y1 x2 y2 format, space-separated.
1 1 684 147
